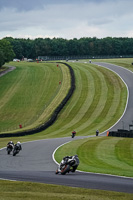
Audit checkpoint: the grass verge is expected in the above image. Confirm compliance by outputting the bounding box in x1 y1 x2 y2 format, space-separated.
0 180 133 200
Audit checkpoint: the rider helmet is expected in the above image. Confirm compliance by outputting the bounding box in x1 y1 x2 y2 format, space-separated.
17 141 21 145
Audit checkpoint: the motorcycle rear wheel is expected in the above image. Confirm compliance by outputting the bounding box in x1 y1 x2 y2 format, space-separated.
13 150 18 156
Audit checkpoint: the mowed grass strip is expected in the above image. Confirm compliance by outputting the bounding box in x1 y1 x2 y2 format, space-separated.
37 62 127 138
20 63 71 130
55 137 133 177
1 180 133 200
0 62 70 132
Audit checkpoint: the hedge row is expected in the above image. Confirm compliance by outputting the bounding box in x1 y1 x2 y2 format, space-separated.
0 62 75 138
108 129 133 138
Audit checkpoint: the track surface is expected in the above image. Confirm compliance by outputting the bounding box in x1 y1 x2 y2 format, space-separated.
0 62 133 193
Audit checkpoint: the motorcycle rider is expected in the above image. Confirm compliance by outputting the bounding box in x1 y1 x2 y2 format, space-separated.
96 129 99 136
14 141 22 151
7 141 14 150
56 155 79 174
72 130 76 138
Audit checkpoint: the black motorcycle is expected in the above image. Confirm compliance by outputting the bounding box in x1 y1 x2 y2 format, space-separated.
96 130 99 136
7 144 14 155
56 155 79 175
13 145 20 156
71 131 76 138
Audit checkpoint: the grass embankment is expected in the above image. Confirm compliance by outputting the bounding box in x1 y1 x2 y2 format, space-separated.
0 180 133 200
35 62 127 138
0 61 127 142
55 136 133 177
0 62 70 132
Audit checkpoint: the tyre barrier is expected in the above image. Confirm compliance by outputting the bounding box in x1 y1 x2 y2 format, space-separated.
108 129 133 138
0 62 75 138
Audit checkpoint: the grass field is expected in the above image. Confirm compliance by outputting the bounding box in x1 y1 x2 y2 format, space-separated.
0 61 127 137
1 180 133 200
0 62 70 132
2 180 133 200
32 62 127 138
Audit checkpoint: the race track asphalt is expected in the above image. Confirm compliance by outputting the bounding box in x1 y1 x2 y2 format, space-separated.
0 62 133 193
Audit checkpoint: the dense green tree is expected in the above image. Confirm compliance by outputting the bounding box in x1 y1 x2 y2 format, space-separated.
0 49 5 67
0 39 15 67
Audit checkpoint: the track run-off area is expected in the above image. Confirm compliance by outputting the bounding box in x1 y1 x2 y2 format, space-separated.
0 61 133 194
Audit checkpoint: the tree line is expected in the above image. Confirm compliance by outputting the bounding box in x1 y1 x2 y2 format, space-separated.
0 39 15 67
0 36 133 67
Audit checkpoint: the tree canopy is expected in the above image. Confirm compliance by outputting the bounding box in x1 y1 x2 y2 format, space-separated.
1 36 133 64
0 39 15 67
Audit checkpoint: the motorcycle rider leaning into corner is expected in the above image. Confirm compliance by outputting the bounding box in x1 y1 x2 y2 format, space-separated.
14 141 22 151
57 155 79 173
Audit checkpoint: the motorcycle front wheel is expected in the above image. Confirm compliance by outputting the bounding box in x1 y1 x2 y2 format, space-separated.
13 151 16 156
13 150 18 156
7 148 11 155
61 165 70 175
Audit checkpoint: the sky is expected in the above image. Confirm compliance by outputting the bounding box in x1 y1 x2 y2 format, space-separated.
0 0 133 39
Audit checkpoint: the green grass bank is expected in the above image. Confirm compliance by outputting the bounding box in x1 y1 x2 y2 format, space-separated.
0 62 70 133
29 61 127 139
0 180 133 200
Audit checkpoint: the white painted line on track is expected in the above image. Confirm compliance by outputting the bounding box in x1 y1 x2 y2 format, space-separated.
77 170 133 180
0 147 6 150
52 141 71 165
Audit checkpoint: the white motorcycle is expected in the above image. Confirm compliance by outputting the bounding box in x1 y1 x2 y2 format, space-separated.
55 155 79 175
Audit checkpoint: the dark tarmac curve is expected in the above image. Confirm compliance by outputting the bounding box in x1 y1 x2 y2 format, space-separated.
0 62 133 194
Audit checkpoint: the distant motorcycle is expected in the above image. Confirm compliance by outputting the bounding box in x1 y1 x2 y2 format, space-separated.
96 129 99 136
71 131 76 138
7 144 14 155
55 155 79 175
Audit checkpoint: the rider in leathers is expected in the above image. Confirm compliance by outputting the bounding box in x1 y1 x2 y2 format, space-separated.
14 141 22 151
7 141 14 150
57 155 79 173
